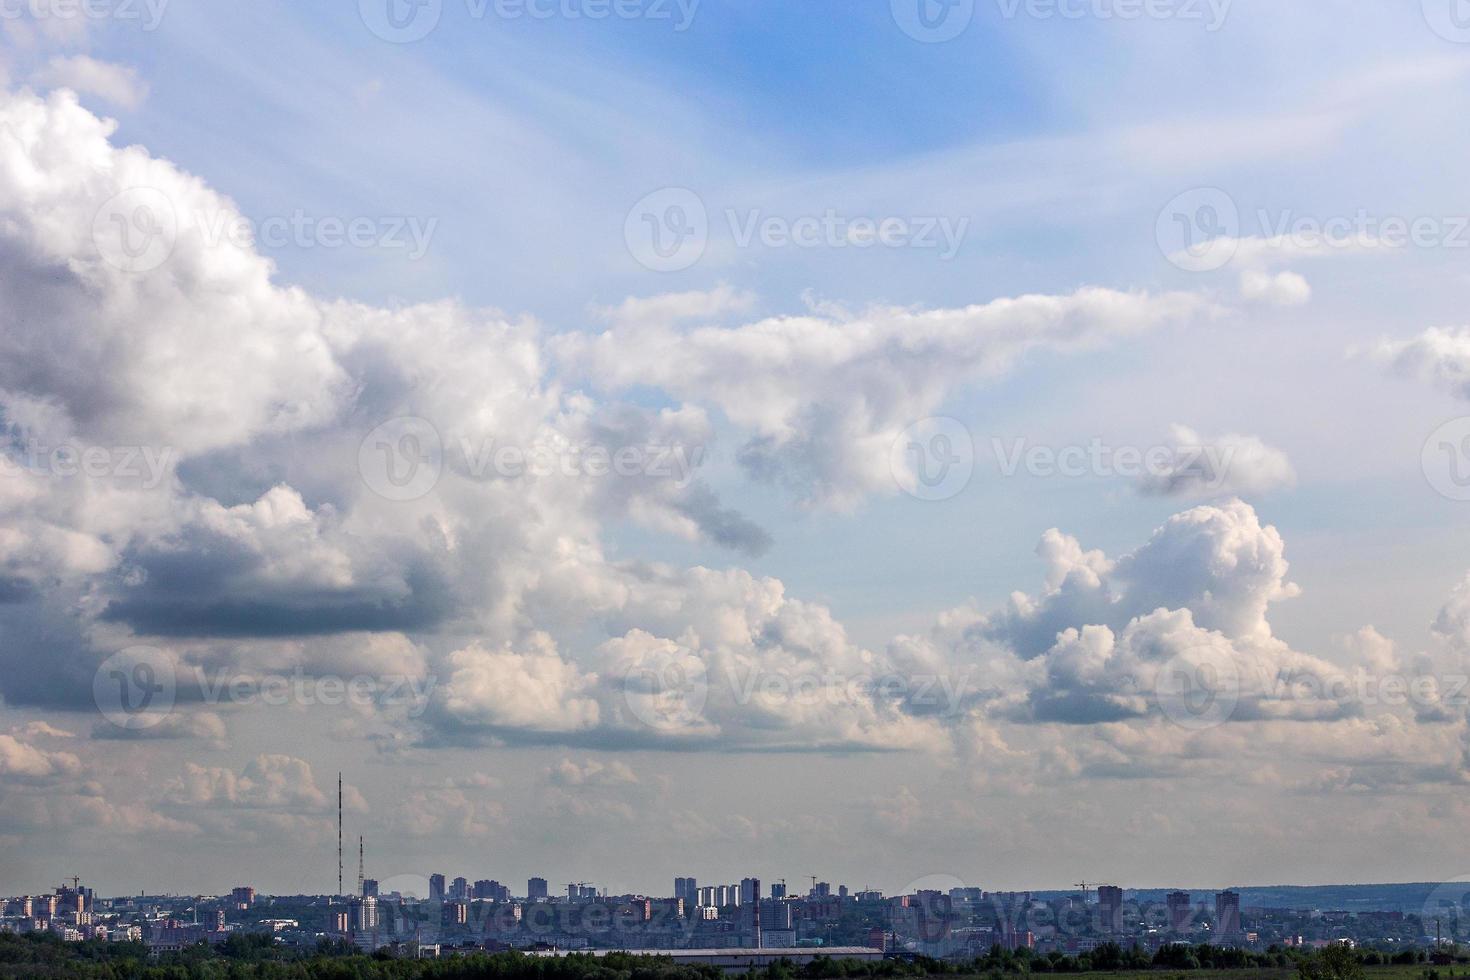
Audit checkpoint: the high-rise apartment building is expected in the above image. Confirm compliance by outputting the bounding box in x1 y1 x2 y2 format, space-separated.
1097 885 1124 933
1166 891 1192 932
740 878 761 906
675 877 698 906
429 874 446 902
352 896 379 932
475 880 509 903
1215 890 1241 936
760 900 793 930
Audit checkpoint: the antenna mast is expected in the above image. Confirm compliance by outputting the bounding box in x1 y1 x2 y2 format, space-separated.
337 772 343 898
358 836 365 897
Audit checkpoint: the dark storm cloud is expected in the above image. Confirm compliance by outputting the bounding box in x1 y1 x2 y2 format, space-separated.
672 484 772 556
0 597 107 708
100 559 455 638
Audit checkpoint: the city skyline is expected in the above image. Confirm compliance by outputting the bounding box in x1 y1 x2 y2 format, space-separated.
0 861 1455 907
5 872 1456 959
4 0 1470 902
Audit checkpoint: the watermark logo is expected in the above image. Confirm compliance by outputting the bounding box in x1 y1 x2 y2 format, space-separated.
93 646 176 730
1154 645 1240 730
625 187 708 272
890 417 975 501
895 875 971 944
620 655 709 732
995 0 1231 30
891 0 974 42
1423 0 1470 43
361 0 698 39
92 656 436 731
193 668 435 715
359 0 442 42
1157 187 1239 272
359 416 445 502
1256 209 1469 251
990 436 1235 487
93 187 178 274
626 189 970 271
722 665 973 718
0 440 176 489
1422 417 1470 502
0 0 170 31
357 417 706 502
94 186 436 270
727 209 968 258
1423 877 1470 943
197 209 438 259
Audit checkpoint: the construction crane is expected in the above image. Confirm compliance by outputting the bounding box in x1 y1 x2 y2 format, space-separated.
1074 881 1093 904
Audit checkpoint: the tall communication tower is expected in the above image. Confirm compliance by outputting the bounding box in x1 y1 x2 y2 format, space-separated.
337 772 343 898
358 836 365 897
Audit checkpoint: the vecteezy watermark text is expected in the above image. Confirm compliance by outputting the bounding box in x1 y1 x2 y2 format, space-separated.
1 440 176 489
357 0 698 43
92 187 439 274
463 0 697 27
889 419 1250 503
192 668 436 714
625 188 970 272
197 209 438 260
725 209 969 257
1255 209 1470 251
0 0 168 30
1157 187 1470 273
621 656 977 732
358 416 706 502
94 647 436 730
889 0 1229 43
1152 642 1470 734
991 436 1236 485
994 0 1230 30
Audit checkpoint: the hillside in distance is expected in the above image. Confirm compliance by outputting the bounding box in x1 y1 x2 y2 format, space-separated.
1031 883 1455 912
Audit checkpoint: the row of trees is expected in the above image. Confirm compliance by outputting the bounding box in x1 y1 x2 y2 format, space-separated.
958 941 1441 976
0 930 1458 980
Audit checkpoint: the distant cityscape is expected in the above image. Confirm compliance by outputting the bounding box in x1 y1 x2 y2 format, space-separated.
4 873 1464 964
